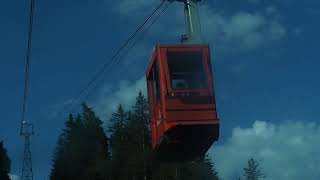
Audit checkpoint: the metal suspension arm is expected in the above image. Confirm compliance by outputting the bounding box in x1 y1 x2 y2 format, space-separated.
165 0 203 44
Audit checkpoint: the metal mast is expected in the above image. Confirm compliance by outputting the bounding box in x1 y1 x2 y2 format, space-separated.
181 0 203 43
169 0 203 43
20 0 36 179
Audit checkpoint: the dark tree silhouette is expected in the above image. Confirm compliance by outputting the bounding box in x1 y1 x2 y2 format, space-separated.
49 92 221 180
126 92 152 180
152 157 219 180
50 103 110 180
243 158 265 180
108 104 130 180
0 141 11 180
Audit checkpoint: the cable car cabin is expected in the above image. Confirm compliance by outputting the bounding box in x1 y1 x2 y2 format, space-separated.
146 44 219 161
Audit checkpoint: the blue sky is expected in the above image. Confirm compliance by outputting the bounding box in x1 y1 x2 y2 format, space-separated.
0 0 320 179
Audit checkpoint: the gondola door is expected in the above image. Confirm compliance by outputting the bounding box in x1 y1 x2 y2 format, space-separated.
147 54 165 149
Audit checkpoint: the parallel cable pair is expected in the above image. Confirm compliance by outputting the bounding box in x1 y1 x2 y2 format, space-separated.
63 1 173 114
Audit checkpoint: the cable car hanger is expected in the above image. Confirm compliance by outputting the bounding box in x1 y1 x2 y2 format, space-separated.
165 0 204 44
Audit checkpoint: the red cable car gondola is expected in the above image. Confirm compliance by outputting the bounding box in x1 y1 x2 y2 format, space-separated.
146 44 219 161
146 0 219 161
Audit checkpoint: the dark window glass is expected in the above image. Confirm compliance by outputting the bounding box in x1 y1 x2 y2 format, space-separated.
167 51 207 90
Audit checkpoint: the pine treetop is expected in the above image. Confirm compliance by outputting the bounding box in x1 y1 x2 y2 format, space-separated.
0 141 11 178
243 158 265 180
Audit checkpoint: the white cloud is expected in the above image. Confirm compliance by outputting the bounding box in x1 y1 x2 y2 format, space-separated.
113 0 287 51
94 77 146 121
210 120 320 180
9 174 19 180
201 7 286 51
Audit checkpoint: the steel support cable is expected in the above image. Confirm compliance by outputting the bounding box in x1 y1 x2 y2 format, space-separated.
74 1 173 106
121 1 173 59
64 1 166 112
21 0 35 134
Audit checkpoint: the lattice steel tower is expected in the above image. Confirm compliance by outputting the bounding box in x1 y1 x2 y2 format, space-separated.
20 0 36 179
21 122 34 180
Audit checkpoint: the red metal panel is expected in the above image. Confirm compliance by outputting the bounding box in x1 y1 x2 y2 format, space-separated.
165 98 216 110
160 47 172 97
166 110 217 121
157 46 168 121
146 50 156 77
156 44 209 49
165 120 219 129
202 47 214 95
146 52 157 149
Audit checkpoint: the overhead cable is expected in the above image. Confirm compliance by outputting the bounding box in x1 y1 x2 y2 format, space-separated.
76 1 174 105
65 1 169 112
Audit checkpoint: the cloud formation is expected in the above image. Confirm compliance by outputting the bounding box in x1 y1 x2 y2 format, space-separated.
113 0 286 52
9 174 19 180
201 6 286 51
94 77 146 121
210 120 320 180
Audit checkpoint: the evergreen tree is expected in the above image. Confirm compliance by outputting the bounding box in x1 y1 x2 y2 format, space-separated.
127 92 152 180
49 92 222 180
152 156 219 180
50 114 75 180
243 158 265 180
109 104 130 180
50 103 110 180
80 103 111 179
0 141 11 180
107 92 153 180
132 91 151 150
194 155 219 180
125 110 139 180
